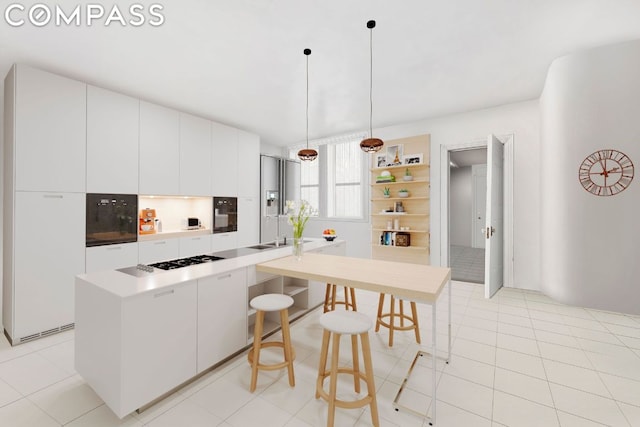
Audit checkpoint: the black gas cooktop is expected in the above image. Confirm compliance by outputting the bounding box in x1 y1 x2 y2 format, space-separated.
149 254 225 270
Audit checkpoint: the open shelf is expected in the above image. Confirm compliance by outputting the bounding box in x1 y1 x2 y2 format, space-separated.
371 196 429 201
371 163 428 173
372 213 428 217
372 228 428 233
284 285 307 297
248 320 279 341
373 244 429 250
371 179 428 186
370 135 430 265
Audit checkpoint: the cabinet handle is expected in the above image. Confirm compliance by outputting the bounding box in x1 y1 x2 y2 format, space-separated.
43 194 63 199
154 289 174 298
217 273 232 280
154 241 166 245
106 246 122 251
192 237 201 241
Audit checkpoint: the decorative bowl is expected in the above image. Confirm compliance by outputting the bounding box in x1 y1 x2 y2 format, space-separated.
323 235 337 241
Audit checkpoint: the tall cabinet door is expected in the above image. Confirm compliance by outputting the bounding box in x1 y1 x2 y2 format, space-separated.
180 113 212 196
237 196 259 247
237 130 260 197
14 65 86 193
13 192 85 338
87 86 139 194
139 102 180 195
211 122 238 197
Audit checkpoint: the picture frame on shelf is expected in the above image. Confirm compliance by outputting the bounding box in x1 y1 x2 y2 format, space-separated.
403 153 423 164
386 144 404 166
375 154 387 168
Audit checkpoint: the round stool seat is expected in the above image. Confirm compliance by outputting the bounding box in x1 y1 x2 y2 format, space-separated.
250 294 294 312
320 310 372 335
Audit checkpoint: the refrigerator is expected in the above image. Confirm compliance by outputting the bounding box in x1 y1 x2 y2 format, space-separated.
260 155 301 243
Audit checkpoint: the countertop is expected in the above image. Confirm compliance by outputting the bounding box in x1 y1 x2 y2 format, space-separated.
76 238 341 299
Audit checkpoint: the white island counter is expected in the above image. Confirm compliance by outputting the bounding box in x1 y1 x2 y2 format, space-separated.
75 239 345 419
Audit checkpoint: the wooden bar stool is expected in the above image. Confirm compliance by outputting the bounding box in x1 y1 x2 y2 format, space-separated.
375 294 421 347
316 310 379 427
323 283 357 312
247 294 295 393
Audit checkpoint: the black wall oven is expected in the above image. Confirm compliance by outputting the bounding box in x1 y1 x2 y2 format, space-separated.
86 194 138 247
213 197 237 233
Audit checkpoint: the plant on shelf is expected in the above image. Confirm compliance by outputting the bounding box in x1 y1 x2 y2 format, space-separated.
383 187 391 198
403 167 413 181
398 189 409 198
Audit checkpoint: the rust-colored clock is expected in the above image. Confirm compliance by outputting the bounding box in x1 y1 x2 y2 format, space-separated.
579 149 634 196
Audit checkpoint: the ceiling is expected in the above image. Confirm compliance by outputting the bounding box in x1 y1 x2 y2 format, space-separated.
450 148 487 168
2 1 640 146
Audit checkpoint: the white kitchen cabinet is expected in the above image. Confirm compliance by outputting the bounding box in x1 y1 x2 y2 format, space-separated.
12 64 86 193
138 239 180 264
179 235 212 258
237 130 260 197
237 196 259 247
121 281 197 416
307 241 347 308
211 232 237 252
139 101 180 195
87 86 139 194
180 113 212 196
86 243 138 274
211 122 238 197
197 269 247 372
10 191 85 341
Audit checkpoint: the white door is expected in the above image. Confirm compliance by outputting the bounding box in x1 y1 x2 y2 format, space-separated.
472 165 487 249
484 135 504 298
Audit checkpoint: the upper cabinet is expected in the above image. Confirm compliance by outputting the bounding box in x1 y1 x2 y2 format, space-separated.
180 113 212 196
87 86 139 194
13 65 86 193
237 130 260 197
211 122 238 197
139 102 180 195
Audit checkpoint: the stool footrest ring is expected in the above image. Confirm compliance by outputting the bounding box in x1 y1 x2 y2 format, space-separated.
248 341 296 371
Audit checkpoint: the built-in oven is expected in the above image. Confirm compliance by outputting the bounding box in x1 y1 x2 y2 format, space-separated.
86 194 138 247
213 197 237 233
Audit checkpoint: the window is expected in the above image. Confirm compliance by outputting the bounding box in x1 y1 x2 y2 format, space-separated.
289 133 367 220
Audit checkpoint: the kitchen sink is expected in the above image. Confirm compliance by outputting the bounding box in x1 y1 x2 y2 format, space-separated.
247 245 275 250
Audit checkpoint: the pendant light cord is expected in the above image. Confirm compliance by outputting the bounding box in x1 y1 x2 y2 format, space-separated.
306 52 309 149
369 25 373 139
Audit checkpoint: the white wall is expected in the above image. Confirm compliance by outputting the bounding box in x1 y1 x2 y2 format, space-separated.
376 100 541 290
540 40 640 314
450 166 472 247
303 100 541 292
260 142 286 157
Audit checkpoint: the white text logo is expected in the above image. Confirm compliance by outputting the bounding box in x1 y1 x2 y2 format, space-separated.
4 3 165 27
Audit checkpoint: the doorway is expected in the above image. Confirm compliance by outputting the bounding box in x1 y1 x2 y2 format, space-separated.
449 149 487 283
440 134 514 294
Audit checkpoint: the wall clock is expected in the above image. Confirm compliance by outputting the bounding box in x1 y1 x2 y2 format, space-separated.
579 149 634 196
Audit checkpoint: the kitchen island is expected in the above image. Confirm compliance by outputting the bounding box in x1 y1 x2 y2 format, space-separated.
74 239 345 419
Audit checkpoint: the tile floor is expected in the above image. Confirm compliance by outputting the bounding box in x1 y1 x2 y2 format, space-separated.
0 282 639 426
450 245 485 284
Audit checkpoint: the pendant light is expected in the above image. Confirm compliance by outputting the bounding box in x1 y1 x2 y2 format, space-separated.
360 20 384 153
298 48 318 161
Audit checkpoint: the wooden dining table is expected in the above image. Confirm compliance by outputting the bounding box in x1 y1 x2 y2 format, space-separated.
257 253 452 425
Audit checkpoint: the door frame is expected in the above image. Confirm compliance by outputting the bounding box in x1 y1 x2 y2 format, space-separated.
440 134 514 287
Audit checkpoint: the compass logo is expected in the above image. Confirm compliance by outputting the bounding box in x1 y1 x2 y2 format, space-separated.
4 3 165 27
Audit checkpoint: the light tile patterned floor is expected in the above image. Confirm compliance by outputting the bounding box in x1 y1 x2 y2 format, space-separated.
450 245 485 284
0 282 639 426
